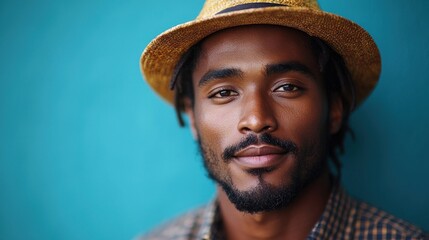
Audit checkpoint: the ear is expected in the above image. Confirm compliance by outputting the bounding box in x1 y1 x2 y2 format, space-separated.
184 98 198 140
329 96 343 134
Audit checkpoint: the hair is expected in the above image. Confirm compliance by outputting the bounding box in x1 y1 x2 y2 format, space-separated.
170 30 355 178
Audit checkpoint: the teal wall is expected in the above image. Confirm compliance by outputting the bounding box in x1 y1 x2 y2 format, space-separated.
1 0 428 239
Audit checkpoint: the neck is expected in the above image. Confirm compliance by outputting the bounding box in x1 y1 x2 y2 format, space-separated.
217 168 332 240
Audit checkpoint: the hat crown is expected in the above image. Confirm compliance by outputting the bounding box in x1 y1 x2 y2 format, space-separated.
197 0 320 19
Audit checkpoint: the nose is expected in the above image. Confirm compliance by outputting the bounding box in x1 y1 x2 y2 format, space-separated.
237 93 278 134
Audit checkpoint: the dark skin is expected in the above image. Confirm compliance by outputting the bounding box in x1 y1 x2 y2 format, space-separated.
185 25 343 240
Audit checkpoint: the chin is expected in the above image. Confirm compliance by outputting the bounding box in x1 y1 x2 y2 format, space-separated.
218 176 300 214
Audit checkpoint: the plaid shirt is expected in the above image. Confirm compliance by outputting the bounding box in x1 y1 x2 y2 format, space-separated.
139 184 426 240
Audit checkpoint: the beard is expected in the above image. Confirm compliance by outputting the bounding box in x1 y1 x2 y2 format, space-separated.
198 133 326 214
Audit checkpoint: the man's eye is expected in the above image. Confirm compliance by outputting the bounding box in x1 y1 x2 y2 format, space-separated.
274 84 300 92
210 89 238 98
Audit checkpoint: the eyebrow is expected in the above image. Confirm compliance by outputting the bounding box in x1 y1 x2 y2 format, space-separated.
198 68 243 86
198 61 315 87
265 62 316 79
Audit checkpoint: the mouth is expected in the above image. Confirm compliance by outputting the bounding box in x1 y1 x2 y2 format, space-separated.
233 145 289 169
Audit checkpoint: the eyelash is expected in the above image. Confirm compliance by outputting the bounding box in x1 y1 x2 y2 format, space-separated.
209 89 238 98
273 83 302 92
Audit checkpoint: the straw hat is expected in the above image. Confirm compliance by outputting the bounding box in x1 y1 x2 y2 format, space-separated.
140 0 381 106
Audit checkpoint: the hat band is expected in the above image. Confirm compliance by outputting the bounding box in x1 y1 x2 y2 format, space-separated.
216 3 287 15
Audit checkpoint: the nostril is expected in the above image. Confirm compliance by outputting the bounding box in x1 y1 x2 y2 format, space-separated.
240 126 252 133
261 125 273 132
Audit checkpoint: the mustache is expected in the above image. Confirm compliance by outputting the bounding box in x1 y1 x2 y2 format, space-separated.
222 133 298 161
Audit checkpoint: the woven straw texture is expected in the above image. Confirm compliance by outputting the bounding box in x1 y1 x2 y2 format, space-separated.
140 0 381 106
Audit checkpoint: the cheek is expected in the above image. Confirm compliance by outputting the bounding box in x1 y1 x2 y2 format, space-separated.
194 102 239 149
280 97 329 144
194 104 240 182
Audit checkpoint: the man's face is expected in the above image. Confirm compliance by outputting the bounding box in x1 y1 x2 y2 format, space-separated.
187 25 339 213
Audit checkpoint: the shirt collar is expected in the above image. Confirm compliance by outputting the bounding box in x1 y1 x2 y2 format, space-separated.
307 183 353 239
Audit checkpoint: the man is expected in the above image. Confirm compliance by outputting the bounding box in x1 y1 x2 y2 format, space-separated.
138 0 427 239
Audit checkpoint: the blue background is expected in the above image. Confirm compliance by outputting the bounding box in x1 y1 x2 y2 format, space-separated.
1 0 428 239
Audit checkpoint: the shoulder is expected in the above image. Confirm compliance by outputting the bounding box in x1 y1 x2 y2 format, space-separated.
350 197 427 239
134 205 208 240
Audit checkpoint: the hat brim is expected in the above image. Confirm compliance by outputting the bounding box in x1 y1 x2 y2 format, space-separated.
140 6 381 106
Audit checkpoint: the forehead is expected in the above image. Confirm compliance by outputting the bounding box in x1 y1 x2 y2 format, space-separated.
195 24 319 74
199 25 315 59
190 24 321 89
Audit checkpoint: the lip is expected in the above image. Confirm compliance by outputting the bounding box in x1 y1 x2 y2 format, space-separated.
233 145 287 169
